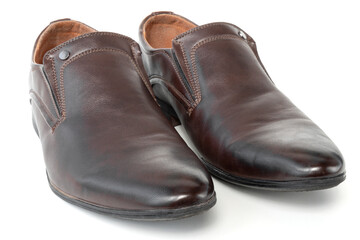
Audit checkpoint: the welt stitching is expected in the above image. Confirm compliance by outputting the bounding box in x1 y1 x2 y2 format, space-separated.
39 67 60 118
149 75 192 109
29 90 57 122
55 48 145 131
190 34 247 110
44 32 135 59
146 50 193 102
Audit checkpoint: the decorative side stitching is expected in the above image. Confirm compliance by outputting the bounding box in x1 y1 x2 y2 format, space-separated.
44 32 135 59
175 41 198 100
174 22 236 41
29 90 57 123
39 67 60 118
45 33 137 114
53 48 148 132
145 50 193 104
51 117 64 132
31 100 53 130
50 57 60 111
174 23 247 105
190 34 248 110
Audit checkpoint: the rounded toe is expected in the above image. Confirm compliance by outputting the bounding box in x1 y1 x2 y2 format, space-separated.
165 171 215 209
299 152 345 179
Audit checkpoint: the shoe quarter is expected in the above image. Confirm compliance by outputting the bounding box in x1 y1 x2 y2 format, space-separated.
29 63 61 130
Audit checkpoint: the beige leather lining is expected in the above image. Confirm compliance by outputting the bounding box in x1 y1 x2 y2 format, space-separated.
143 14 196 49
33 20 96 64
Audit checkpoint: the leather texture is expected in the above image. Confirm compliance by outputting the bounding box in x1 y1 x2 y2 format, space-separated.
139 12 346 190
29 19 215 218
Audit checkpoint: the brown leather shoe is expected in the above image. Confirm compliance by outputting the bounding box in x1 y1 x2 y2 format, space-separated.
138 12 346 191
29 19 215 220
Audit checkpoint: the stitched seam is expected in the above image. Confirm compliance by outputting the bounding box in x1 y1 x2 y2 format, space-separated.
145 50 193 103
174 22 236 41
45 33 136 112
149 75 192 110
32 101 52 129
173 23 250 104
50 58 60 111
174 41 198 101
30 90 57 123
39 67 60 118
44 32 135 59
175 41 200 102
190 34 247 110
55 48 147 131
51 117 64 132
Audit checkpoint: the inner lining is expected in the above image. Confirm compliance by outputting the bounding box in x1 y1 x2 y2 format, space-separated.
143 14 196 49
33 20 96 64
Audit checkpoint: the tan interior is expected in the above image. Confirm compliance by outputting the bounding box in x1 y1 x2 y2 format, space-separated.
33 20 96 64
143 14 196 49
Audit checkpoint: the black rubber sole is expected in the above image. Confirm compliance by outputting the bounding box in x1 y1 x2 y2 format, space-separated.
47 174 216 221
199 157 346 191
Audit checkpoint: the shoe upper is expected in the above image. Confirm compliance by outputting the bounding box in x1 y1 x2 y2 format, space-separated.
138 12 345 183
30 19 214 211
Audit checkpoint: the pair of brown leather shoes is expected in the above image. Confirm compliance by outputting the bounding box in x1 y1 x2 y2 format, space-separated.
29 12 345 220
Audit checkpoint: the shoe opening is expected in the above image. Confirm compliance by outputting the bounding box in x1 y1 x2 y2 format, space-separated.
33 19 96 64
143 14 196 49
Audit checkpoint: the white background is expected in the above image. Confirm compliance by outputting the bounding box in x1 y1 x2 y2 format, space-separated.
1 0 359 239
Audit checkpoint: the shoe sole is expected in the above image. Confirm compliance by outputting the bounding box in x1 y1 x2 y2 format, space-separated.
199 158 346 191
47 173 216 221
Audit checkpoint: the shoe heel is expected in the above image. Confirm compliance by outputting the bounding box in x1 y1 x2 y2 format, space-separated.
156 97 181 127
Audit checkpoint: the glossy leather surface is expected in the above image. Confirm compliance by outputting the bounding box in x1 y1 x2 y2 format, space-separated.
139 12 345 185
29 19 214 212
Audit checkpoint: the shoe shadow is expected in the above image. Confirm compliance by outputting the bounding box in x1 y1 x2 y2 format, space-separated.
214 177 343 208
67 179 342 233
72 204 218 233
